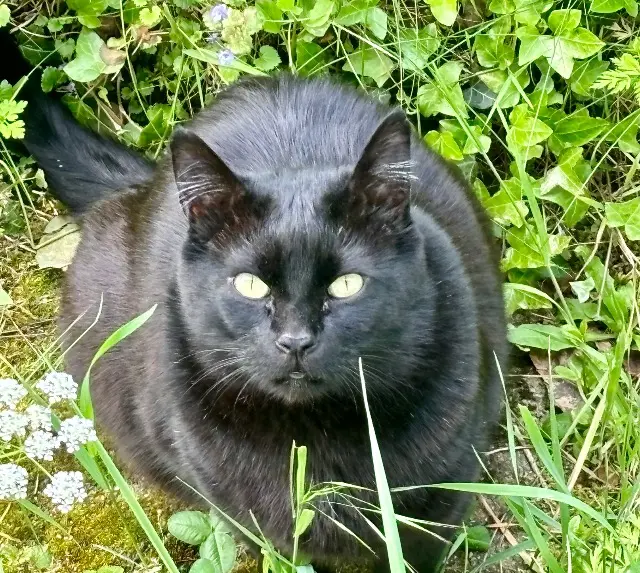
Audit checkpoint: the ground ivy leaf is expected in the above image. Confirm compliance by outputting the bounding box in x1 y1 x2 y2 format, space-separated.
417 61 467 117
254 45 281 71
605 197 640 240
424 130 464 161
63 28 108 82
342 46 394 87
426 0 458 26
398 26 439 71
139 6 163 27
41 67 67 93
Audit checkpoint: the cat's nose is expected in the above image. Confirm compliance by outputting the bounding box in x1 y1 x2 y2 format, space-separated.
275 332 316 355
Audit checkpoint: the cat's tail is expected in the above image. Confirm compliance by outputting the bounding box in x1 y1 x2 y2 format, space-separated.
0 29 154 215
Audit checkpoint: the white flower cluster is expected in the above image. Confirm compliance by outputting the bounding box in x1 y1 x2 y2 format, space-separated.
0 463 28 500
58 416 98 453
0 410 28 441
0 378 27 409
24 430 61 461
36 372 78 404
0 372 94 513
25 404 53 431
43 471 87 513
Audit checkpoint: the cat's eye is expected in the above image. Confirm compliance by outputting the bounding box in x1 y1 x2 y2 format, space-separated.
233 273 270 299
327 273 364 299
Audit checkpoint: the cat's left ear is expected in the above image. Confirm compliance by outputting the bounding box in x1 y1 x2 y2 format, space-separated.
339 111 413 232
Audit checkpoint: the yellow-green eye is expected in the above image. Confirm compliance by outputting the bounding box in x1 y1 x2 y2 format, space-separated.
328 273 364 299
233 273 270 299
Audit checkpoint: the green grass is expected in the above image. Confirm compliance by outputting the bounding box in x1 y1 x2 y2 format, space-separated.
1 0 640 571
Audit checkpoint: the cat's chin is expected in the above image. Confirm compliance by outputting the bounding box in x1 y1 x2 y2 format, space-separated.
269 374 326 404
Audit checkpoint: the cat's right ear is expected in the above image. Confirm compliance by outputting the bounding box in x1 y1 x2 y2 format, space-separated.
171 130 266 244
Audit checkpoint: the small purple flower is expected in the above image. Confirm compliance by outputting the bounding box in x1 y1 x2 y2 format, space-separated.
206 32 220 44
207 4 229 23
218 49 235 66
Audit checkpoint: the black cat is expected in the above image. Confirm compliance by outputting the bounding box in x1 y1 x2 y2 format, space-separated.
3 30 507 573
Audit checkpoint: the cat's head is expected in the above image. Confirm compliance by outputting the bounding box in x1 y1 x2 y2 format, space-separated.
172 112 435 404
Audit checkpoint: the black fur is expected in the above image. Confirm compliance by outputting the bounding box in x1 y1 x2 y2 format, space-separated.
4 29 507 573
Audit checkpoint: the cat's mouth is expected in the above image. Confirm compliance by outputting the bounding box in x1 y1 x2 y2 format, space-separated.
272 370 324 402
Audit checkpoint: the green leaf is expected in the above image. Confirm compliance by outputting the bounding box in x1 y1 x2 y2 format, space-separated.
507 108 553 149
552 114 608 147
417 61 467 118
139 6 163 27
35 216 81 269
503 283 553 315
570 278 595 303
364 7 387 40
256 0 283 33
199 531 237 573
560 28 605 60
295 41 329 75
474 21 514 69
590 0 625 12
334 0 377 25
516 25 551 65
254 45 281 71
190 559 217 573
64 29 108 82
294 508 315 537
397 26 439 72
569 58 609 97
41 67 67 93
342 46 395 87
605 197 640 240
424 130 464 161
303 0 335 37
547 9 581 35
426 0 458 26
168 511 212 545
0 4 10 27
484 186 528 227
507 324 581 351
503 225 570 270
465 525 491 552
0 284 12 307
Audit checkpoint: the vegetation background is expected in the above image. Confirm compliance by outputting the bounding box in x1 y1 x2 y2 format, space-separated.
0 0 639 571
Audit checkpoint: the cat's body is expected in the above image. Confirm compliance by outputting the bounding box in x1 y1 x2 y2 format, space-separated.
4 31 506 572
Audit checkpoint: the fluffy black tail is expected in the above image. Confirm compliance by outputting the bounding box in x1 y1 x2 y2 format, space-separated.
0 30 154 214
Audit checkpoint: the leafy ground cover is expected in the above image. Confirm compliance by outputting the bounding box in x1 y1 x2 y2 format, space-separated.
0 0 639 571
